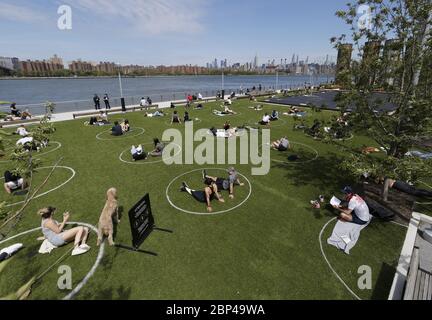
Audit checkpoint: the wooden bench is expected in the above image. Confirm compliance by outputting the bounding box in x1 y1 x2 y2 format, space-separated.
0 117 43 128
404 246 432 300
72 104 159 119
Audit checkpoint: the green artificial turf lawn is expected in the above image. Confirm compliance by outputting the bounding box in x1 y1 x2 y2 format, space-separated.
0 98 423 300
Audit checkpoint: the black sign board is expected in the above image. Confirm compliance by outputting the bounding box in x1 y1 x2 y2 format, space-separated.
128 193 155 249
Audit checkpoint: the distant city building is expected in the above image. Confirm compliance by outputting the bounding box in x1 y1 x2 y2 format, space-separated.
360 40 382 86
382 39 402 86
335 43 353 86
0 56 15 70
69 60 95 73
19 58 64 75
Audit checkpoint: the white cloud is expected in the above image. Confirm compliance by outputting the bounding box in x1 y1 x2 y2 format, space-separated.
0 2 46 22
65 0 207 35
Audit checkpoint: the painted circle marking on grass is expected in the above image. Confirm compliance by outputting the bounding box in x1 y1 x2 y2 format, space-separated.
119 143 182 165
262 141 319 165
96 127 145 141
319 217 408 300
0 222 105 301
334 133 354 141
166 168 252 215
1 166 76 207
0 141 62 164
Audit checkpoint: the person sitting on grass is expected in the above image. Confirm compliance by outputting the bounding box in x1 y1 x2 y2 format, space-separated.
332 186 371 225
180 178 225 213
38 207 91 256
149 138 165 157
97 111 109 124
10 103 21 118
225 97 233 106
4 170 27 195
184 111 191 122
307 119 322 137
272 136 290 151
259 113 271 126
131 145 147 161
111 121 123 136
20 109 32 120
121 119 130 133
171 111 182 124
270 110 279 121
170 102 176 109
195 103 204 110
203 167 244 200
15 125 29 137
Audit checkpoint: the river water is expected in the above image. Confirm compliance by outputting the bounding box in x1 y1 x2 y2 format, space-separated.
0 74 333 115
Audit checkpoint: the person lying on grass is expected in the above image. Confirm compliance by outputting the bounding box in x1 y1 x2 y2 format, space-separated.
171 111 182 124
181 178 225 213
332 186 371 226
15 125 29 137
38 207 91 256
131 145 147 161
3 170 27 195
111 121 123 136
144 110 165 117
248 105 263 111
16 136 48 152
382 178 432 199
149 138 165 157
203 167 244 200
272 137 290 151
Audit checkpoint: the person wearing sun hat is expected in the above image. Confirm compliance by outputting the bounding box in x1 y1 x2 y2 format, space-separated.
332 186 371 225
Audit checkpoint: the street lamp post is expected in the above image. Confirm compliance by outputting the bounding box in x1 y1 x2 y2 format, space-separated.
117 64 126 112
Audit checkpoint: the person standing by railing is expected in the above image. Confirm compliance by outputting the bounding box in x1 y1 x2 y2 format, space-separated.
93 94 101 110
103 94 111 110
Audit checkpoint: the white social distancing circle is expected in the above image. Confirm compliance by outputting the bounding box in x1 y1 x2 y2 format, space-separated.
0 222 105 301
166 168 252 215
1 166 76 207
0 141 62 164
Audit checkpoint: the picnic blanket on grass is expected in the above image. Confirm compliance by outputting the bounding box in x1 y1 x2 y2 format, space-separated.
327 215 372 254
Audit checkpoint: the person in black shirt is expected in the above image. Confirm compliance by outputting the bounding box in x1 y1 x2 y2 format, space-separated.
103 94 111 110
4 170 27 194
111 121 123 136
10 103 21 117
93 94 101 110
184 112 191 122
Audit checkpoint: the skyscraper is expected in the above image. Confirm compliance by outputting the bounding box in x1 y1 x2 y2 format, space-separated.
335 43 353 86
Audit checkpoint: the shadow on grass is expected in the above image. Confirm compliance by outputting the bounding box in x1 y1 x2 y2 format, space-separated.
371 262 397 300
81 284 132 300
273 152 360 197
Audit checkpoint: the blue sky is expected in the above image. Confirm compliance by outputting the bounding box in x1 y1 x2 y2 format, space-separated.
0 0 352 66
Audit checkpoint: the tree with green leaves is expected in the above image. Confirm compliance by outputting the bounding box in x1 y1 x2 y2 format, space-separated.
330 0 432 200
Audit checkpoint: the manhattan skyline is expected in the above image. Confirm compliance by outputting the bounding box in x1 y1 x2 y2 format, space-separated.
0 0 350 66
